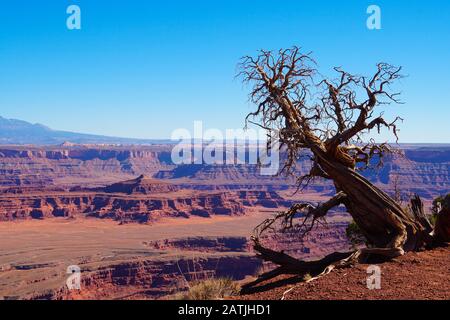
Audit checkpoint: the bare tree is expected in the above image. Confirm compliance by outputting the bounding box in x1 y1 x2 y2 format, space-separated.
238 47 448 290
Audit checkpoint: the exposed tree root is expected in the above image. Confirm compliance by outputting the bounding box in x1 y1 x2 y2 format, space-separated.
241 240 361 294
240 240 407 295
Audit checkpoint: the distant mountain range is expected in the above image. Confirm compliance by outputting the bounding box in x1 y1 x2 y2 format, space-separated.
0 116 171 145
1 115 448 147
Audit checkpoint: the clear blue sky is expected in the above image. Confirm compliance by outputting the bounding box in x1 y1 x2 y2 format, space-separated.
0 0 449 142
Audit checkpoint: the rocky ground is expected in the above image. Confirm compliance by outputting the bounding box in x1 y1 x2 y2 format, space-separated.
239 246 450 300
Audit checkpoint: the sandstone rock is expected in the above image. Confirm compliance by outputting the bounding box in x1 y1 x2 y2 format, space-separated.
103 175 178 194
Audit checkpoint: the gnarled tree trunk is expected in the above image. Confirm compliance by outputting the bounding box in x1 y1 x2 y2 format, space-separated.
315 149 426 252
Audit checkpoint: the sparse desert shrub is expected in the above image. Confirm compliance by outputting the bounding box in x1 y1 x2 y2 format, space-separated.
171 278 240 300
345 220 366 247
431 194 450 225
253 263 271 278
431 194 450 242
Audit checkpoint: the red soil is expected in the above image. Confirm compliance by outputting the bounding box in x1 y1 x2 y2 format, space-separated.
240 246 450 300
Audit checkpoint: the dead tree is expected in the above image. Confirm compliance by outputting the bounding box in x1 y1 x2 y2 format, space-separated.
238 47 448 290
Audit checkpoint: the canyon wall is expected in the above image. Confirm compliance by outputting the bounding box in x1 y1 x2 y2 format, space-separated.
32 254 262 300
0 190 291 222
0 145 448 199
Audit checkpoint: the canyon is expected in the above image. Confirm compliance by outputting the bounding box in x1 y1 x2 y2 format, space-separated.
0 144 448 198
0 174 292 222
0 143 448 299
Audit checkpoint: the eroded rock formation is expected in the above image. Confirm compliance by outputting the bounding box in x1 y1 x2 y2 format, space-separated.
0 175 291 222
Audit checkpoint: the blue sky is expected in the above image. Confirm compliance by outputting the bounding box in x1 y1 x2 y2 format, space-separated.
0 0 449 142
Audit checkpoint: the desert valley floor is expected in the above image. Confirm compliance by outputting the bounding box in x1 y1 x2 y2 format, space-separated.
0 212 272 299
